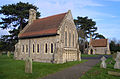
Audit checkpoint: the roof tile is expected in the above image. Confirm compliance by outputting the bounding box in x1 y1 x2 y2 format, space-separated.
19 12 67 38
91 39 108 47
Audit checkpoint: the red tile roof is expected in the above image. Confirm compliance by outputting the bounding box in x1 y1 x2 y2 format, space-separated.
19 12 67 38
91 39 108 47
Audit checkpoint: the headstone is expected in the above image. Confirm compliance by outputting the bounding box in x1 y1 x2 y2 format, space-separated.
112 53 117 60
0 52 2 56
108 71 120 76
25 57 32 73
7 51 11 57
100 56 107 68
114 52 120 69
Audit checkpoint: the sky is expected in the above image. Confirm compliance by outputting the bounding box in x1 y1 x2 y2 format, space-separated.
0 0 120 40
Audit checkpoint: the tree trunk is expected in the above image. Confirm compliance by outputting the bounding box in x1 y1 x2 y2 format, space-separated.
20 18 23 31
87 41 89 54
83 39 85 54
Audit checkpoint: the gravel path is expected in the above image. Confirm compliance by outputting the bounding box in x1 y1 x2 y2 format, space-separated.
40 59 100 79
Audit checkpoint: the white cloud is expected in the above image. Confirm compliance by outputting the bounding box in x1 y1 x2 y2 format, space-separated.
0 0 120 40
68 0 104 7
111 16 117 18
107 0 120 1
0 0 105 18
96 23 120 39
33 0 104 17
32 0 117 20
72 8 117 21
93 18 104 21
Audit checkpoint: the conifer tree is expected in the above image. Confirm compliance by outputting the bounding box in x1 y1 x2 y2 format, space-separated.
74 16 97 38
74 16 98 53
0 2 40 51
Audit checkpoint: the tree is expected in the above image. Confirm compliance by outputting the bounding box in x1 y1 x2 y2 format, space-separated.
77 29 86 54
74 16 97 38
74 16 97 53
109 39 120 53
94 34 105 39
0 2 40 30
77 30 85 39
0 2 40 51
0 38 7 51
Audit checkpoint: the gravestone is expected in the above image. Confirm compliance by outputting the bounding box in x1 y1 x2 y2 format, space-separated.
114 52 120 69
108 71 120 76
7 51 11 57
0 52 2 56
112 53 117 60
100 56 107 68
25 57 32 73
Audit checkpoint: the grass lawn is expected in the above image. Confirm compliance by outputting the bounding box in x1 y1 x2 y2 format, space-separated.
80 57 120 79
0 55 87 79
81 54 98 57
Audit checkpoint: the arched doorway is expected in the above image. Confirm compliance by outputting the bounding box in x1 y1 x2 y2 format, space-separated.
90 49 93 54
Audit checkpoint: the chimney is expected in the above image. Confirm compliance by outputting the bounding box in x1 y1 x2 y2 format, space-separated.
89 34 92 46
28 9 36 25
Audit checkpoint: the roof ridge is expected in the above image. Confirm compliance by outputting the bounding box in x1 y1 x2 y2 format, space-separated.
19 11 67 38
35 12 67 21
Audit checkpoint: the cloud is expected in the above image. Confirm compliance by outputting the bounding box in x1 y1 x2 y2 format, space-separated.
33 0 104 17
111 16 117 18
33 0 116 20
0 0 105 18
96 23 120 39
0 0 119 40
93 18 104 21
98 28 120 39
72 7 117 21
35 0 104 7
107 0 120 1
68 0 104 7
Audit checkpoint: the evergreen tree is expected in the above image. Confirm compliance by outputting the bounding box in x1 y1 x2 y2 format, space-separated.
0 2 40 51
74 16 97 53
110 39 120 53
74 16 98 38
94 34 105 39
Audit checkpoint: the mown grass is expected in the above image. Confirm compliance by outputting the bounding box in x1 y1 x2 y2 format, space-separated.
0 55 87 79
81 54 98 57
80 57 120 79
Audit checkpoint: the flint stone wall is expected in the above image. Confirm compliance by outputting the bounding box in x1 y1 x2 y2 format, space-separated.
14 10 80 63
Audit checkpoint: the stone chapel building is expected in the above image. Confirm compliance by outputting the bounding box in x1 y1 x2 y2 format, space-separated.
14 9 81 63
88 36 111 54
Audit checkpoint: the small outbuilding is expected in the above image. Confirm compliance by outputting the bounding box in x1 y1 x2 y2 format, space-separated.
88 37 111 54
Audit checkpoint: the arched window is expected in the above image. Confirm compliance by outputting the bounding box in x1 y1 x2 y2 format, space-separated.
65 31 67 46
69 32 71 46
26 45 28 53
51 43 53 53
37 44 39 53
22 45 24 52
33 44 35 53
73 34 74 47
45 43 47 53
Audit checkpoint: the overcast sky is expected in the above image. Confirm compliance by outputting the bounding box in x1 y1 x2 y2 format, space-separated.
0 0 120 40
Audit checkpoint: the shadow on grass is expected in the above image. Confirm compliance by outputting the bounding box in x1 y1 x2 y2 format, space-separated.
80 57 120 79
0 55 87 79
